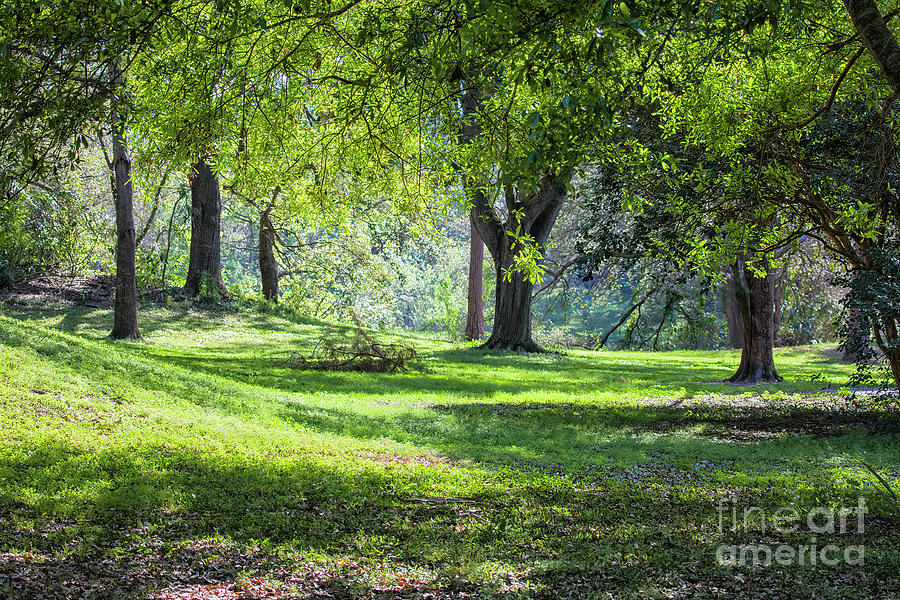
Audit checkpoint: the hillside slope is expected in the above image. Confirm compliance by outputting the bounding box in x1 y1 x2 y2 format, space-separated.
0 305 897 599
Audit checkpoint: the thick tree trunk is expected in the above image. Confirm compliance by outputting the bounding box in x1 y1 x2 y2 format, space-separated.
483 239 540 351
843 0 900 95
109 66 140 340
458 85 568 351
185 157 226 297
728 258 781 383
259 209 278 302
464 212 485 340
476 176 568 351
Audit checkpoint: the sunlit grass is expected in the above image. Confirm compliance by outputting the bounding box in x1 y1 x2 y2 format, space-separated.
0 304 897 598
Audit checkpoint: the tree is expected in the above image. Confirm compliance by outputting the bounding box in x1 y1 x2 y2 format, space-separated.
629 4 898 383
457 86 571 350
0 1 175 337
473 172 570 351
258 188 281 302
842 0 900 94
573 100 791 381
722 271 745 349
185 157 227 297
464 223 485 340
726 255 780 382
330 0 669 350
109 61 141 339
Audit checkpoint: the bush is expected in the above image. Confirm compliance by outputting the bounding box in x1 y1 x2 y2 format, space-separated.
289 328 419 373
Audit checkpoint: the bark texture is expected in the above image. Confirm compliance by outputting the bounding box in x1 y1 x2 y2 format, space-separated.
459 86 569 350
109 65 141 340
722 274 744 349
843 0 900 95
259 208 279 302
185 157 226 297
727 258 781 384
474 175 568 351
464 212 485 340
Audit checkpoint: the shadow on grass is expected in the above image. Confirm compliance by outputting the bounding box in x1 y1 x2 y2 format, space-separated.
272 398 900 472
131 345 746 401
1 303 344 339
1 315 898 598
2 439 894 599
0 439 715 599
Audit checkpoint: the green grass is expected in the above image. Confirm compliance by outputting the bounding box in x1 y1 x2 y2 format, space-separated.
0 303 898 599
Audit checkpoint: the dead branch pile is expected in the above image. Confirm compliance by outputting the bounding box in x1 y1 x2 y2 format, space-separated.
289 328 418 373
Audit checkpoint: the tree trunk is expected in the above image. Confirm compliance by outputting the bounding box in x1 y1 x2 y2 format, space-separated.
484 239 540 351
722 271 744 349
464 212 485 340
885 344 900 392
843 0 900 95
475 175 568 351
109 64 140 340
772 265 786 342
458 85 568 351
727 258 781 383
185 157 226 297
259 209 278 302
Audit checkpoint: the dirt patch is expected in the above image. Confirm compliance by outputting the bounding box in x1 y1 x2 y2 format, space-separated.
360 452 457 468
1 272 114 308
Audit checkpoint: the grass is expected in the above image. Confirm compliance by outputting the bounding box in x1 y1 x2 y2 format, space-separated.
0 302 898 599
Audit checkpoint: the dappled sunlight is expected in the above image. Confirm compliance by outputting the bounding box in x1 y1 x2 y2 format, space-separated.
1 308 898 598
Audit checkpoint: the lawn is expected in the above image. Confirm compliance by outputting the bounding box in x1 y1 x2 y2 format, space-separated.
0 303 898 599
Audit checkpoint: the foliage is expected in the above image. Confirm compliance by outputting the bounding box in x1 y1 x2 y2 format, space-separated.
837 244 900 403
0 186 112 280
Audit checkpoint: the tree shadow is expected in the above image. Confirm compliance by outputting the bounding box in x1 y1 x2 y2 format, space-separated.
1 436 894 599
0 314 896 598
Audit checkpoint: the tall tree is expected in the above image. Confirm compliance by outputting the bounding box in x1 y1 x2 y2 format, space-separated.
471 173 569 350
258 189 281 302
109 61 141 339
653 2 900 388
185 157 227 297
457 85 570 349
0 1 175 336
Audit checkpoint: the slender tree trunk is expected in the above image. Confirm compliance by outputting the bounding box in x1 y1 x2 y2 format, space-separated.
185 157 226 297
259 209 278 302
841 307 868 363
109 64 140 340
160 196 180 287
464 212 485 340
772 265 786 341
728 258 781 383
722 271 744 349
597 286 657 349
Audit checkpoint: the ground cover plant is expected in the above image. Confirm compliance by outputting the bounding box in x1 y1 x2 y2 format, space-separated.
0 301 898 599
